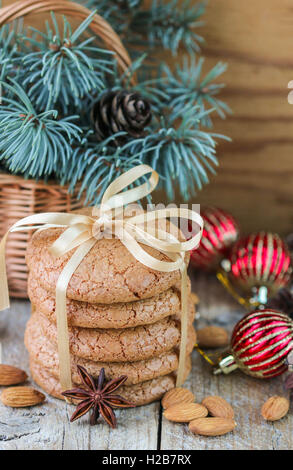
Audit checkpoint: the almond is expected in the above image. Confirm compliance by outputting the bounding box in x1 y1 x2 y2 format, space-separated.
261 396 289 421
189 417 236 436
162 387 195 409
0 364 28 386
202 395 234 419
163 402 208 422
197 326 229 349
1 386 45 408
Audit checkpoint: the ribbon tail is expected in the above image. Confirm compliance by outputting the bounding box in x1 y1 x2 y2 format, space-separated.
55 238 96 394
0 232 10 311
0 233 9 365
176 263 188 387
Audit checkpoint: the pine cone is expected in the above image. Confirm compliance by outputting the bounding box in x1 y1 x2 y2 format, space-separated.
91 90 152 144
267 287 293 319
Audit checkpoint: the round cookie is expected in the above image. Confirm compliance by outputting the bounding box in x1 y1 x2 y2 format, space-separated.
28 274 181 329
28 273 193 329
26 225 189 304
29 357 192 406
36 311 188 363
25 313 182 385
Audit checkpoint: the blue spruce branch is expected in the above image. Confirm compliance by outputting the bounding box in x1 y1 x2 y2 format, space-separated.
18 11 115 113
0 1 231 204
128 107 230 200
156 57 231 127
0 23 23 82
0 80 82 179
84 0 143 35
60 134 146 205
128 0 205 55
63 106 230 203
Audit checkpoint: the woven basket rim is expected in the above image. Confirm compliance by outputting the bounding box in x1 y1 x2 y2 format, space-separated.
0 0 133 78
0 172 82 191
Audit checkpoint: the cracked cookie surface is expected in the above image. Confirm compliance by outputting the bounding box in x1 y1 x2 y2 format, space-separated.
25 313 185 385
26 227 189 303
30 358 192 406
28 274 192 329
28 274 186 329
35 310 195 363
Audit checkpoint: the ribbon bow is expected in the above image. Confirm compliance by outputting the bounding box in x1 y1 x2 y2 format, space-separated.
0 165 203 391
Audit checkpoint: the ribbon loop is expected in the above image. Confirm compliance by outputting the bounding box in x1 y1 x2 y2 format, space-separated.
101 164 159 211
0 164 203 392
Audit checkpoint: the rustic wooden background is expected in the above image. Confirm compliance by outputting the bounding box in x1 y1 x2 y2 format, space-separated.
145 0 293 236
2 0 293 237
196 0 293 237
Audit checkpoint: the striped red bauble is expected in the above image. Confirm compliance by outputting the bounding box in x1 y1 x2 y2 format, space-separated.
190 207 239 270
227 232 292 298
216 309 293 379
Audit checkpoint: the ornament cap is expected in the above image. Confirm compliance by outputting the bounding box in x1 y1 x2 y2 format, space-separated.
213 351 238 375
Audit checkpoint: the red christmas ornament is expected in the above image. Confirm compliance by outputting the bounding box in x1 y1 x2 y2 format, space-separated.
224 232 292 304
190 207 239 270
215 309 293 379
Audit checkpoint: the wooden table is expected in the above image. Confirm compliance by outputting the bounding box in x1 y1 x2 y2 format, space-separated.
0 272 292 450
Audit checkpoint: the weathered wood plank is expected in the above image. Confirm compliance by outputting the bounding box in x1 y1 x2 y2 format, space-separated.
0 301 159 450
195 0 293 236
158 0 293 236
160 272 293 450
1 273 292 449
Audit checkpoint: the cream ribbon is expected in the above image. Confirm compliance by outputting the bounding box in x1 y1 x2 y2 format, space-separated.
0 165 203 391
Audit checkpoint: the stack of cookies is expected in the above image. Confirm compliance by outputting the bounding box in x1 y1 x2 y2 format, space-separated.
24 217 196 406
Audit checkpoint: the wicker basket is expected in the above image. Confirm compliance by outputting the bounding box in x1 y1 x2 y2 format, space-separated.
0 175 85 298
0 0 132 298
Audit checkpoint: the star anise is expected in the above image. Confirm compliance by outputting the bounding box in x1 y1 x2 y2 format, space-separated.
62 365 135 428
